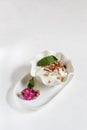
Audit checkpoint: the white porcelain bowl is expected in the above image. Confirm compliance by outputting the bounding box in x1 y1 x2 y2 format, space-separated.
30 50 74 87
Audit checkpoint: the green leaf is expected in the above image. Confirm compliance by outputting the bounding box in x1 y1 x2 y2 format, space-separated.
28 77 34 89
37 55 58 66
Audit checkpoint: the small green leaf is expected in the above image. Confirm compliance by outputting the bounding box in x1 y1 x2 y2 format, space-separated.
28 77 34 89
37 55 58 66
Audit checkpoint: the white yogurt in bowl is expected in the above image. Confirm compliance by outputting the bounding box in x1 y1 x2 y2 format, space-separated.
30 50 74 87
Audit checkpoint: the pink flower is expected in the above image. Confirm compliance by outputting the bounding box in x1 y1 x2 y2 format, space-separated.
18 88 40 100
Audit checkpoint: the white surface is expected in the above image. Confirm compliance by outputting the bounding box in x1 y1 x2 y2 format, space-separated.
0 0 87 130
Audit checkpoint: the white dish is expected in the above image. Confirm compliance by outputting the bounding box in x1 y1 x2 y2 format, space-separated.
12 51 74 110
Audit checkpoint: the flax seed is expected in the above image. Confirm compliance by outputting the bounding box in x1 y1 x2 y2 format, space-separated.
48 80 51 83
61 77 65 82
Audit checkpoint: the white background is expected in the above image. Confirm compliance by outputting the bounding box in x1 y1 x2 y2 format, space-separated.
0 0 87 130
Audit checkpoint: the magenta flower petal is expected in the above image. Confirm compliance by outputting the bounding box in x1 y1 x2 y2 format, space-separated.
18 88 40 101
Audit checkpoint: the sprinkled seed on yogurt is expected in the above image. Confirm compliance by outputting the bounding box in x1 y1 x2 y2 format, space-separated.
48 80 51 83
61 77 65 82
36 56 68 85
